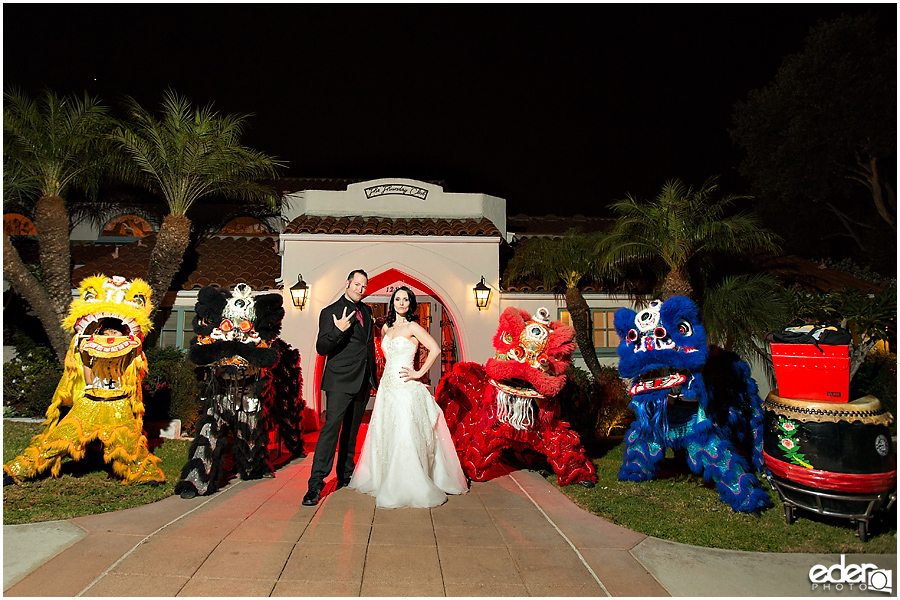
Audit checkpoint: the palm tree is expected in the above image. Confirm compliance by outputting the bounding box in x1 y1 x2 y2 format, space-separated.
702 273 786 363
3 88 117 361
505 228 609 380
601 177 781 299
110 90 285 316
600 177 787 366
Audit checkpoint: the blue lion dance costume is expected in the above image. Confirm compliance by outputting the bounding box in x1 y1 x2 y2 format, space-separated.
614 296 770 514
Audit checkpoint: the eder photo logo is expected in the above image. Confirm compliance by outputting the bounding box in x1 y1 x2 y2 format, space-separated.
809 555 892 593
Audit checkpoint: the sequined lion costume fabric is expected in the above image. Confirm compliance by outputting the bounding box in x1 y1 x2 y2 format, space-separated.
435 307 597 487
174 284 305 498
4 275 165 485
614 296 770 514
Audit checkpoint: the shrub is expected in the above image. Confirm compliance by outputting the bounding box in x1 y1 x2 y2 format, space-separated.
2 333 63 419
143 346 201 435
850 348 897 437
558 364 632 445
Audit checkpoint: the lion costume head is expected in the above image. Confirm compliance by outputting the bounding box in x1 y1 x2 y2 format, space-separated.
48 275 154 423
486 307 576 398
483 307 576 430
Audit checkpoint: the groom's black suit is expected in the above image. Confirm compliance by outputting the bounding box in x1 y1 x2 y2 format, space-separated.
307 294 377 493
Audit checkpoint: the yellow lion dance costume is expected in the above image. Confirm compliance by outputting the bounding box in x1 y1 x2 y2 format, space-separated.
4 275 165 485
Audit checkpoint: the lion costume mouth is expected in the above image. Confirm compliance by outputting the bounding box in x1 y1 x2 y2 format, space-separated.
79 334 141 358
629 369 690 396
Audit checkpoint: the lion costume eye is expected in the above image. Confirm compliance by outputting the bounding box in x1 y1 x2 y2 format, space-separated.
503 333 513 344
677 320 693 336
83 287 99 301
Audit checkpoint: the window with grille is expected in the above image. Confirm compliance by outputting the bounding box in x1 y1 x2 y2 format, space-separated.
558 308 621 354
158 308 195 349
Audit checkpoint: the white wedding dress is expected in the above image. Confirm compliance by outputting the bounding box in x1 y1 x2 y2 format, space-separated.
349 335 468 508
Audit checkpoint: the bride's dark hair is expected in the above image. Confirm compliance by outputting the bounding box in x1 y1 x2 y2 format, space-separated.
386 286 418 327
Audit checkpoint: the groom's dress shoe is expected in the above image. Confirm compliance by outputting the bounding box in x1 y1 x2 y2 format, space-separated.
302 489 321 506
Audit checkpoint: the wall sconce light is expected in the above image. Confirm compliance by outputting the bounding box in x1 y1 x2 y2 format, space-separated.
290 274 309 310
473 276 492 310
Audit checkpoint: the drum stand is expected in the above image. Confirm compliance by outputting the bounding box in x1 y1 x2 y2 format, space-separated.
766 471 896 542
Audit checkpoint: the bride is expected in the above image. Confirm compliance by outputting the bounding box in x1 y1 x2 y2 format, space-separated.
348 286 468 508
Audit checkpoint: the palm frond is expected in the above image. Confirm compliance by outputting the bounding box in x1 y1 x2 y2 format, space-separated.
4 87 115 203
110 90 284 216
701 273 787 364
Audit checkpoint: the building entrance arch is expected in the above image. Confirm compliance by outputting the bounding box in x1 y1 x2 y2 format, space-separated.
311 268 465 416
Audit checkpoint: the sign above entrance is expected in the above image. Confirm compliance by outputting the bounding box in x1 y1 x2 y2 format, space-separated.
370 280 428 297
364 184 428 200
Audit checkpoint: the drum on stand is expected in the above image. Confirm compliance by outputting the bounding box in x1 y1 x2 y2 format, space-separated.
762 391 896 542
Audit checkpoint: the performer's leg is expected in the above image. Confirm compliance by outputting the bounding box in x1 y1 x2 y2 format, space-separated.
685 436 771 514
337 385 369 483
4 416 86 482
532 420 597 487
104 429 165 485
461 425 506 481
307 390 355 492
233 413 273 480
618 423 666 482
175 407 228 496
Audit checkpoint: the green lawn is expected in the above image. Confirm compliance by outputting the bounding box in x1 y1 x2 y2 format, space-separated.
3 420 191 525
545 440 897 554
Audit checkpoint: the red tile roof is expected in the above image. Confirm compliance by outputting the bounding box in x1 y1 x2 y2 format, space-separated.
501 253 884 295
10 218 882 306
70 234 282 291
759 254 884 294
283 215 502 237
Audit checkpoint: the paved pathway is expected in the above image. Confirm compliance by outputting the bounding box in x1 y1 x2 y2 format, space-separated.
4 452 896 597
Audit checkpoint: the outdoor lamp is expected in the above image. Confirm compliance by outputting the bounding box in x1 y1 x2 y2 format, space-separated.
290 274 309 310
473 276 492 310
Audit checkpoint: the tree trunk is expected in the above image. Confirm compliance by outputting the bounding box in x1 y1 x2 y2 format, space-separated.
32 194 73 322
661 268 693 300
146 214 192 318
3 235 71 362
564 286 603 381
861 155 895 231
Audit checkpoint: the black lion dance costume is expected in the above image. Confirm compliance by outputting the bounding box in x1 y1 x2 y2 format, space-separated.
435 307 597 487
4 275 165 486
614 296 770 514
175 284 304 499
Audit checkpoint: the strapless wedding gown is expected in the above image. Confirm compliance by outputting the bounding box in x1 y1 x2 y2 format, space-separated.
349 335 468 508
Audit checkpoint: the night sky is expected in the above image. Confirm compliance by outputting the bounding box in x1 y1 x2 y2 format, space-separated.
4 3 893 217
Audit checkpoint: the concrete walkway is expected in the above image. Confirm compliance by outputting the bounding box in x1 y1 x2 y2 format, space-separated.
4 452 896 597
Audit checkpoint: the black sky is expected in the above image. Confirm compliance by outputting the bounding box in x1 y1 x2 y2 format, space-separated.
4 3 894 217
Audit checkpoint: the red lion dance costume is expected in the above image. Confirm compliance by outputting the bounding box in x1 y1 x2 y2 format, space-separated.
435 307 597 487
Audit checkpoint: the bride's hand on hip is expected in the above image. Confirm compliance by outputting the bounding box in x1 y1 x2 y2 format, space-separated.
399 366 419 382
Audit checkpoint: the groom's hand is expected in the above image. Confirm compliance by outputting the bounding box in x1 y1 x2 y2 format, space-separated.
333 307 353 332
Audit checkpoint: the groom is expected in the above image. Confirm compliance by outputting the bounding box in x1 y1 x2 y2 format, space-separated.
303 269 378 506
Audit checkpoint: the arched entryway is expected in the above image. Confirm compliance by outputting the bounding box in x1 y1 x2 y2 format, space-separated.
311 268 464 415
